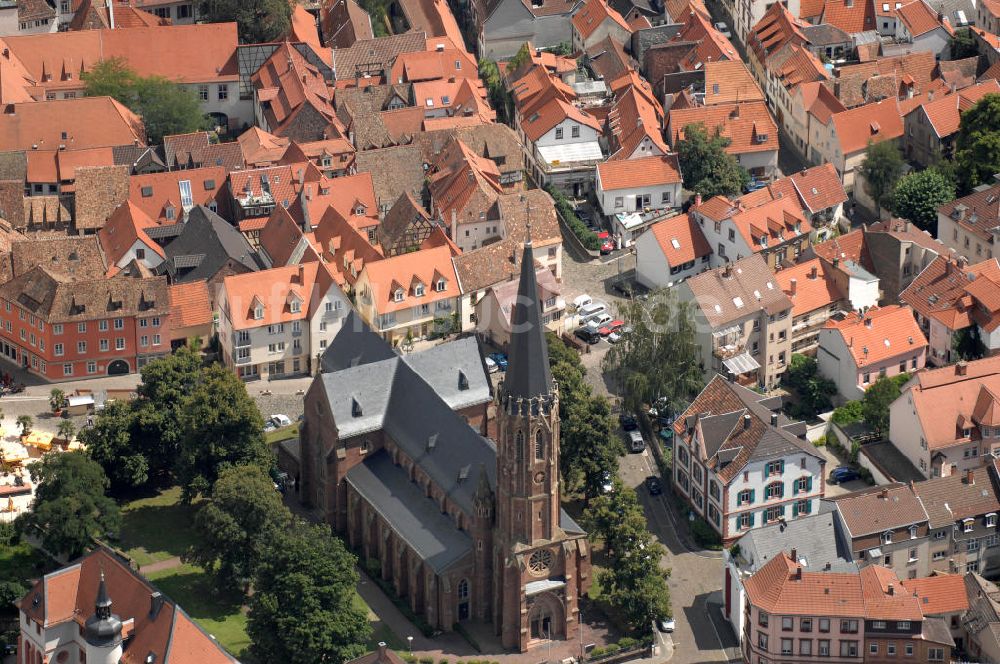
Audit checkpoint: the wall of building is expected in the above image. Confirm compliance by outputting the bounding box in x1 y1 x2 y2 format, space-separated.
937 212 996 263
635 231 710 288
595 181 682 218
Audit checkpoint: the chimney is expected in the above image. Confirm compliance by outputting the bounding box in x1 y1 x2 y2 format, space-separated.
770 412 779 427
149 592 165 620
722 262 732 278
743 413 752 430
790 278 797 296
958 256 969 270
297 263 305 285
956 361 968 376
864 317 872 329
810 265 818 279
794 566 802 580
880 487 888 499
966 468 975 485
888 583 894 595
377 642 388 660
790 547 798 561
694 192 703 207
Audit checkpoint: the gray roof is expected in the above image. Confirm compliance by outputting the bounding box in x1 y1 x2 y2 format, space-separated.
345 451 473 573
320 309 398 372
735 505 857 574
320 360 399 438
155 206 261 283
859 441 924 484
730 382 823 463
401 336 492 411
503 241 552 401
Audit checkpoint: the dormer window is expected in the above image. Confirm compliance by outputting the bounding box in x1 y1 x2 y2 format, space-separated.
165 206 176 221
394 289 404 302
909 525 917 539
987 513 997 528
354 205 366 215
882 531 893 545
254 305 264 320
435 279 446 292
414 284 425 297
290 300 301 314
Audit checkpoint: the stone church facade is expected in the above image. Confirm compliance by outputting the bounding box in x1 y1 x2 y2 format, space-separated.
299 240 590 651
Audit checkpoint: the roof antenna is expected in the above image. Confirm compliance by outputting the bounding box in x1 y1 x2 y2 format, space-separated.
525 199 533 247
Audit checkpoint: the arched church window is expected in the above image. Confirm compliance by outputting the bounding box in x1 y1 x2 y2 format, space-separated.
534 430 544 460
516 430 524 461
458 579 470 600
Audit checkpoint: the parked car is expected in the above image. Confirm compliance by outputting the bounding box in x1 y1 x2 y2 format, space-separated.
264 414 292 432
578 301 607 321
485 356 499 373
645 476 663 495
744 179 767 193
829 466 860 484
714 21 732 37
619 412 638 430
598 231 614 254
628 430 646 453
587 312 614 328
573 294 593 309
574 326 601 344
488 352 508 371
598 320 624 336
657 617 676 633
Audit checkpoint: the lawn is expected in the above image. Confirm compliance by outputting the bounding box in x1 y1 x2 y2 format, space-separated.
265 424 298 445
119 486 200 567
145 563 250 657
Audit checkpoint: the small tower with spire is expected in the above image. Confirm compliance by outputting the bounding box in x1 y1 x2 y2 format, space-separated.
84 570 123 664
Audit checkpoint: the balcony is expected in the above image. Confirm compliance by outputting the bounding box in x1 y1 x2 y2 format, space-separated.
234 334 251 348
713 342 746 360
235 353 252 365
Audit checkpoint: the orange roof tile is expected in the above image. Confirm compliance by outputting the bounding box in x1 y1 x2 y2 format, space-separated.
237 126 290 167
905 357 1000 448
830 98 904 155
775 257 846 316
799 81 848 124
821 304 927 368
98 200 165 265
860 565 925 621
783 163 849 213
744 553 866 617
521 96 601 142
168 280 212 329
573 0 631 39
606 82 668 159
775 43 829 92
674 11 738 69
813 227 868 265
896 0 950 36
223 262 335 330
703 61 764 105
901 575 971 616
597 154 681 190
287 4 325 56
900 257 1000 331
750 3 810 64
129 166 226 222
915 80 1000 138
821 0 877 34
669 101 778 154
360 244 458 314
648 213 711 266
0 97 145 151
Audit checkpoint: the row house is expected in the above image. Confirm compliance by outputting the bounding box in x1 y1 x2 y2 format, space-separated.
787 78 846 165
827 484 932 579
912 464 1000 578
981 0 1000 34
635 212 712 288
127 166 229 226
0 267 171 380
963 573 1000 662
666 101 779 181
571 0 631 52
900 574 970 652
679 254 794 389
937 180 1000 264
672 375 826 547
900 256 1000 366
594 154 683 229
810 99 904 193
774 258 849 354
890 356 1000 478
353 244 461 345
739 163 848 238
902 81 1000 167
218 262 349 380
161 131 246 172
0 23 249 128
605 71 668 162
0 97 145 153
816 305 927 401
742 552 953 664
690 194 812 270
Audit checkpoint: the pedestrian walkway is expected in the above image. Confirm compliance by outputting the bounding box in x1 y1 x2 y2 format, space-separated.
139 556 182 575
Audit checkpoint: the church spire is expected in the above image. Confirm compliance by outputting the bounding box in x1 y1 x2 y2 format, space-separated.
503 233 552 401
85 568 123 648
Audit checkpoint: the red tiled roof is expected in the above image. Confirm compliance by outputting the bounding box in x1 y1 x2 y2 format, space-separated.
813 228 868 265
821 304 927 368
915 80 1000 138
799 81 848 124
900 257 1000 332
821 0 877 34
901 575 971 616
673 11 738 70
573 0 631 39
168 280 212 329
0 97 145 151
669 101 778 154
830 98 904 155
744 553 866 617
648 213 711 266
896 0 952 36
749 2 810 64
223 262 337 330
775 257 846 316
360 244 458 314
598 154 681 190
97 200 165 265
703 60 764 105
938 182 1000 243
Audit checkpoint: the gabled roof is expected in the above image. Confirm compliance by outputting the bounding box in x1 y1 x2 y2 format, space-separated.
168 280 212 329
320 0 373 49
223 262 340 330
911 460 1000 526
606 82 668 159
820 304 926 368
901 575 970 616
647 212 711 266
775 257 846 316
829 98 903 155
520 97 601 142
911 80 1000 139
938 182 1000 243
798 81 848 124
128 166 226 223
669 101 778 154
673 11 738 69
896 0 952 36
828 483 929 537
598 154 681 190
703 60 764 105
98 201 165 266
573 0 631 39
156 206 261 283
332 32 427 81
684 254 792 327
0 97 145 152
68 0 171 30
820 0 877 34
749 2 810 64
900 257 1000 332
360 244 458 313
902 357 1000 450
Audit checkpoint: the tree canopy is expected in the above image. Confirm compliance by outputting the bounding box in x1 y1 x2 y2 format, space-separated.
17 452 119 558
676 123 750 198
954 94 1000 194
785 354 837 419
861 375 905 436
82 58 209 144
187 465 293 592
199 0 292 43
891 168 955 233
603 289 703 418
858 140 903 217
247 522 370 664
949 28 979 60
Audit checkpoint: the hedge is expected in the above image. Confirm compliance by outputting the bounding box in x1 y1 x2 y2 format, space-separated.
545 184 600 251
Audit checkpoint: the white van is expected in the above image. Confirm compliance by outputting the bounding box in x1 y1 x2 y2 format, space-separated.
573 294 593 309
578 302 607 320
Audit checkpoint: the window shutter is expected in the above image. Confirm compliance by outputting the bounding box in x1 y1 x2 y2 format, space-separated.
793 502 799 517
807 476 813 492
780 482 785 498
779 504 786 518
793 480 799 495
750 489 755 504
762 510 768 525
750 512 755 527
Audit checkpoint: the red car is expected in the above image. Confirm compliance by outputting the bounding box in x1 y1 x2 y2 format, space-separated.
598 231 614 254
599 320 624 336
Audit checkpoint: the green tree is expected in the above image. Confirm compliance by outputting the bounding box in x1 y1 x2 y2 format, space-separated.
508 42 533 73
858 140 903 217
953 326 986 361
954 94 1000 194
247 522 370 664
176 364 272 500
49 388 66 413
57 420 76 443
603 289 704 418
831 400 863 425
861 376 901 436
199 0 292 43
80 400 149 493
187 465 292 592
83 58 208 144
676 123 750 198
949 27 979 59
17 452 120 558
891 168 955 233
785 354 837 419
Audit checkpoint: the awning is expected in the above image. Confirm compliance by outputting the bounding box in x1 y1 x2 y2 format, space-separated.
867 547 883 559
525 578 566 596
713 324 743 338
723 352 760 376
24 431 54 451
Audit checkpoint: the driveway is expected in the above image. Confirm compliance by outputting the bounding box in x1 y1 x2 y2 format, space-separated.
815 443 876 496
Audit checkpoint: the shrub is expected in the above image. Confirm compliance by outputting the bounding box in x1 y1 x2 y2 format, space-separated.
813 434 827 447
618 637 638 649
545 185 600 251
832 400 863 425
439 659 449 664
690 517 723 550
403 656 417 663
419 658 434 664
590 647 605 658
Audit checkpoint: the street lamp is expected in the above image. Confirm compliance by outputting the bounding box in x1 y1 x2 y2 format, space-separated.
407 636 413 653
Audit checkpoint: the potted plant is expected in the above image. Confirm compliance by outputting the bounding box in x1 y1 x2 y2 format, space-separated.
49 388 67 416
16 415 32 438
57 421 76 447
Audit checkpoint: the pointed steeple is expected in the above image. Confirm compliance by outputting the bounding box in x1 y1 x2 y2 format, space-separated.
503 232 552 401
95 570 111 616
85 567 123 647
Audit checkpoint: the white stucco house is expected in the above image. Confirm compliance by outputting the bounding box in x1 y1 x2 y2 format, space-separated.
594 154 683 219
635 213 712 288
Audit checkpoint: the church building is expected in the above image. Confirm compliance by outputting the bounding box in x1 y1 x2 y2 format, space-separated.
299 237 590 651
